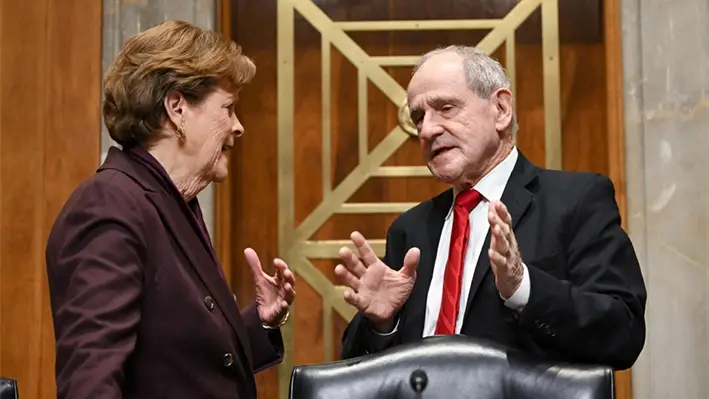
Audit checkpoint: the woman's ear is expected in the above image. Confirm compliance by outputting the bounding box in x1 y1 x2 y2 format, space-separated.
163 91 185 133
492 87 514 133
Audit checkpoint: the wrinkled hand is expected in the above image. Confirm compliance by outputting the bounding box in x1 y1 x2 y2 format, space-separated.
244 248 296 326
334 231 420 327
488 200 523 298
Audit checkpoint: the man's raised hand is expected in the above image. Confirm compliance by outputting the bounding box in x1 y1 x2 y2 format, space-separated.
334 231 420 329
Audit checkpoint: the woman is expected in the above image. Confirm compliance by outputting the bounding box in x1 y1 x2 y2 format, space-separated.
45 20 295 399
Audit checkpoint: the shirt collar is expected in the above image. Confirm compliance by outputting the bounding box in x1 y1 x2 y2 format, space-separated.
445 146 519 220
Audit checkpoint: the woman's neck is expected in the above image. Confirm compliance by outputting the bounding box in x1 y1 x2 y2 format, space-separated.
147 140 208 201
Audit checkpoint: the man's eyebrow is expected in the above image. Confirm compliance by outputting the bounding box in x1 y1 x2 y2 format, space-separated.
428 95 460 106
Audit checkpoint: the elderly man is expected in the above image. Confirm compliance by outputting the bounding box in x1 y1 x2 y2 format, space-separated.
335 45 646 370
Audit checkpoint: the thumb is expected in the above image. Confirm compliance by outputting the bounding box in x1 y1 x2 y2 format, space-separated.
400 247 421 278
244 248 264 281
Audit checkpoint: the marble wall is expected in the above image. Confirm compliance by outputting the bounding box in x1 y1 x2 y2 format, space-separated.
622 0 709 397
100 0 217 239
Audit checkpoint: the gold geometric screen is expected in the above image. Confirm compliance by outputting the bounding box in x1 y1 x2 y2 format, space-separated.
276 0 560 396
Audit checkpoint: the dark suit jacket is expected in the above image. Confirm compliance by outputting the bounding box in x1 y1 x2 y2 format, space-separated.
341 152 647 370
46 146 282 399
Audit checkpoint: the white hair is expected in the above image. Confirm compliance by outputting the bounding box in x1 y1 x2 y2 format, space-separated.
413 45 518 134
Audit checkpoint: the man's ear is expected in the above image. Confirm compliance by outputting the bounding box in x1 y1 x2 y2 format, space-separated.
492 87 514 133
163 91 185 130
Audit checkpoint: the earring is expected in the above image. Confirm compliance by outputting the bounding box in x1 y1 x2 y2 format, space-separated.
176 118 186 141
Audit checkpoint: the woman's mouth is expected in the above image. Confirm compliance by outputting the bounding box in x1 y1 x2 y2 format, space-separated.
221 144 232 152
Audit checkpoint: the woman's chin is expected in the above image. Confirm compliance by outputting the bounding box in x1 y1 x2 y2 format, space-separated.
212 168 228 183
211 153 230 182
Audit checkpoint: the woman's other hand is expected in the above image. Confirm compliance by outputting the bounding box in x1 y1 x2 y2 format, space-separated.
244 248 296 328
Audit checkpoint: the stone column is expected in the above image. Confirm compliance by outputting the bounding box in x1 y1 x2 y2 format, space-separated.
101 0 217 239
622 0 709 397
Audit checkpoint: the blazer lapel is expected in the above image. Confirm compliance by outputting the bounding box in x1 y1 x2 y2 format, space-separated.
405 189 453 339
146 191 253 366
462 153 538 323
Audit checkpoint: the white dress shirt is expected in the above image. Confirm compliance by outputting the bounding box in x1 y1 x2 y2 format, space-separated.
372 147 531 337
422 147 530 337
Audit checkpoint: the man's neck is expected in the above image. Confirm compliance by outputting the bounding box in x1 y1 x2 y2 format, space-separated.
453 139 514 196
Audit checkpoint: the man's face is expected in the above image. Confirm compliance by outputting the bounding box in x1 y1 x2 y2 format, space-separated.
407 52 512 187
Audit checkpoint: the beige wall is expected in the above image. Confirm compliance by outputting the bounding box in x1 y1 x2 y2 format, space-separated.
623 0 709 397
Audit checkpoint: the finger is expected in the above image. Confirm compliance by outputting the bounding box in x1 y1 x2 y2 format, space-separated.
275 259 296 287
488 247 507 274
272 258 287 280
243 248 264 280
282 269 296 287
334 264 361 291
338 246 367 278
496 201 513 225
400 247 421 278
488 227 509 269
283 283 296 304
491 224 509 255
488 205 511 238
350 231 379 267
343 289 364 310
488 204 500 226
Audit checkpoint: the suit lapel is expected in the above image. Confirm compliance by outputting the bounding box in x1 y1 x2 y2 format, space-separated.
462 153 538 324
146 191 253 366
406 189 453 338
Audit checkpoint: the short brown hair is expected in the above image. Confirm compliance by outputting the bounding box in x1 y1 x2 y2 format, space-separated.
102 20 256 147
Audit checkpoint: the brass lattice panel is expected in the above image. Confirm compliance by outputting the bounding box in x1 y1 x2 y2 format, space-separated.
276 0 560 396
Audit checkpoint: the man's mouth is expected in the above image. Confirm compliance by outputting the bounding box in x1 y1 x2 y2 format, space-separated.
431 146 453 158
221 144 233 152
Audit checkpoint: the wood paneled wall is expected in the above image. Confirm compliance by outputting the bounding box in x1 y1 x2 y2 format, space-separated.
0 1 102 397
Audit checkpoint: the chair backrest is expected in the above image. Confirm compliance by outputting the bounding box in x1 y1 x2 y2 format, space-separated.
0 378 18 399
290 336 614 399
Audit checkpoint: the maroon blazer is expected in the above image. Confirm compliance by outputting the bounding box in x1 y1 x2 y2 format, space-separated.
45 146 283 399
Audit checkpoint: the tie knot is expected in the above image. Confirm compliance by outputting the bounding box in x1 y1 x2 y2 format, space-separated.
454 189 482 212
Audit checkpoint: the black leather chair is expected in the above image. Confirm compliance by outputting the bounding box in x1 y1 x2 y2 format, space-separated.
0 378 18 399
290 336 614 399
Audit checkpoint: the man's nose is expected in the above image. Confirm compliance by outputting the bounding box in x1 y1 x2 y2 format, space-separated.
418 118 443 140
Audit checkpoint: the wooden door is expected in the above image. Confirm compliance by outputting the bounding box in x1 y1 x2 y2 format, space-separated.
218 0 630 398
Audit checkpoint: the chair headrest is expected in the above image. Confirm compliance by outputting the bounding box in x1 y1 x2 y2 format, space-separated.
0 377 18 399
290 336 613 399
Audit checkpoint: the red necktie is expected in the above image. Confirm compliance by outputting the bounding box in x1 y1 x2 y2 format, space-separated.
435 189 483 335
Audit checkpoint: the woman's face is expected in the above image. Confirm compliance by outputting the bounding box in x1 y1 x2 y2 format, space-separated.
179 87 243 183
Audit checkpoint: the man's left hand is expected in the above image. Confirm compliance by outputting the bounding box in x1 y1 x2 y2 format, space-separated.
244 248 296 327
488 200 524 298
